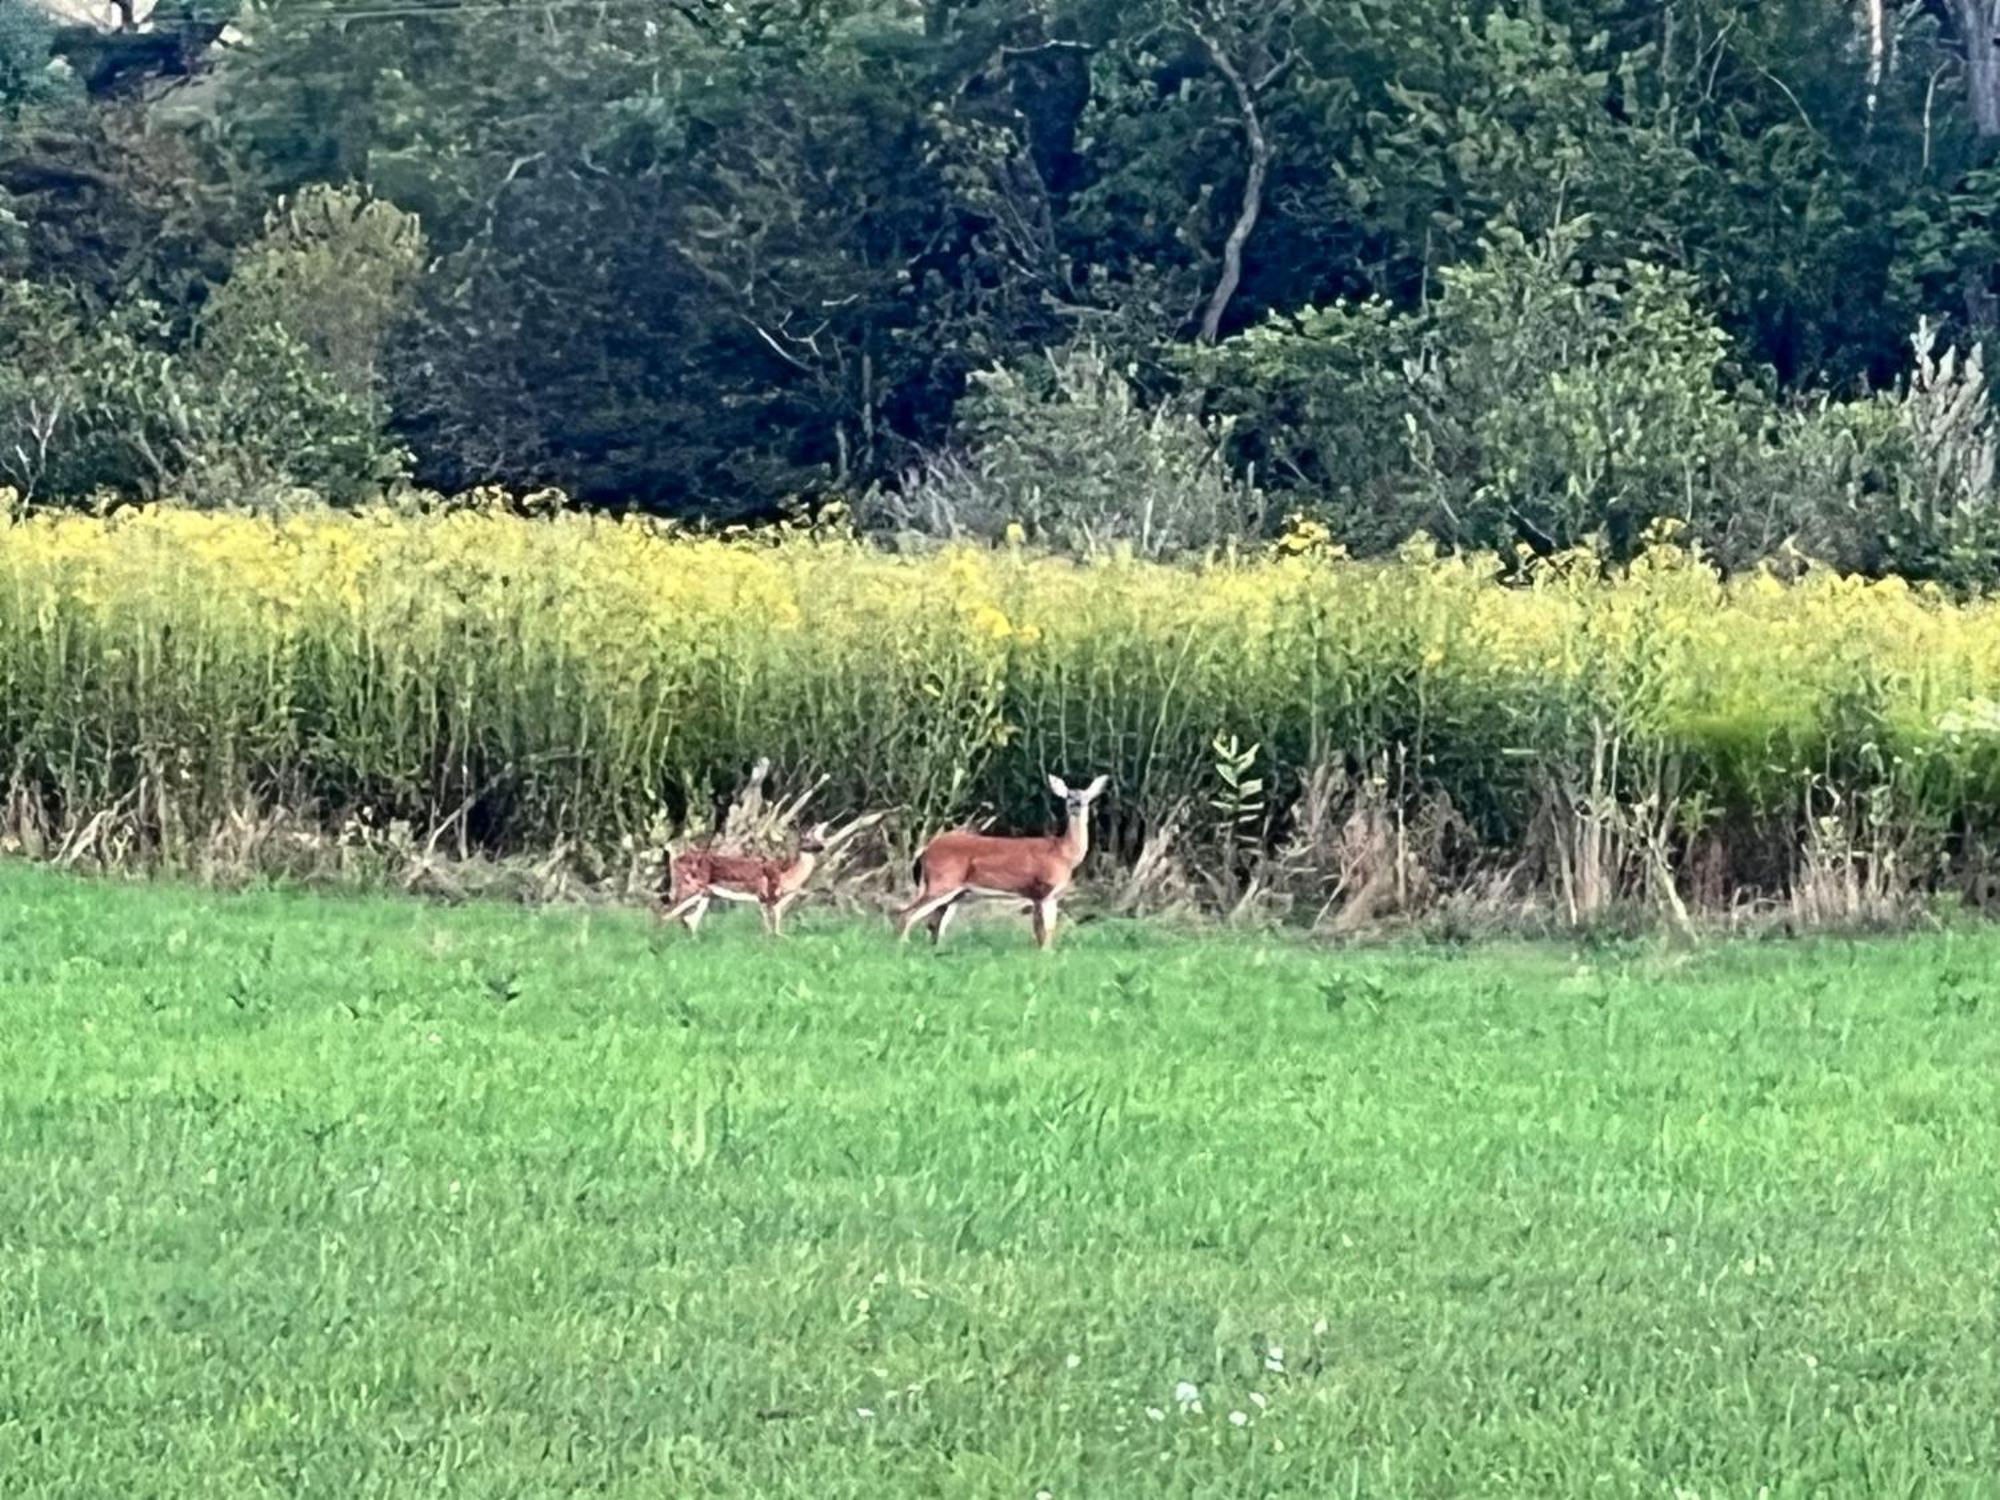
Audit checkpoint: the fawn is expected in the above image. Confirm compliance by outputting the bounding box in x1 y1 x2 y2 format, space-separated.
661 823 829 936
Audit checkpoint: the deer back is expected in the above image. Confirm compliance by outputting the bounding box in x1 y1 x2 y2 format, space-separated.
673 846 812 901
917 830 1077 897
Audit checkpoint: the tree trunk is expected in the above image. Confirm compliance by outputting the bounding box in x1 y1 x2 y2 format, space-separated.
1195 29 1271 345
1951 3 2000 332
1957 0 2000 136
1864 0 1885 117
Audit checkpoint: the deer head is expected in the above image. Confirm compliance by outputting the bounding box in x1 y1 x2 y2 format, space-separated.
1047 773 1110 822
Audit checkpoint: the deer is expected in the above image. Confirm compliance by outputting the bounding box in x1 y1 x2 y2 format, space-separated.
660 823 829 936
894 774 1109 950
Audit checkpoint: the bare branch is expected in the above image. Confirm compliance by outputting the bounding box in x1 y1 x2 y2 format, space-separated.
998 39 1094 60
745 317 822 374
1192 22 1273 345
1924 59 1949 173
1254 50 1296 93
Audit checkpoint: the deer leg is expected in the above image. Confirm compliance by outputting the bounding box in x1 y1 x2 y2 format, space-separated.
681 895 710 935
1031 896 1059 950
927 895 961 948
896 888 958 942
662 890 703 929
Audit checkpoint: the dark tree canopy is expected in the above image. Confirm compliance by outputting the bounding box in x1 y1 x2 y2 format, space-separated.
6 0 2000 578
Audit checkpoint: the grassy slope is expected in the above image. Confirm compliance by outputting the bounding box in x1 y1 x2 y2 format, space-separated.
1 866 1997 1498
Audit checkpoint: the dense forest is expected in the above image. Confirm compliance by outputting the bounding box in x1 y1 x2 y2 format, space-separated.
9 1 2000 580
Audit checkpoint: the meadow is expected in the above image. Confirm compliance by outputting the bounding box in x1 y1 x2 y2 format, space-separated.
3 863 1998 1498
9 501 2000 923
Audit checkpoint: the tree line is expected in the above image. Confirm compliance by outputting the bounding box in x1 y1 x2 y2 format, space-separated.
8 0 2000 581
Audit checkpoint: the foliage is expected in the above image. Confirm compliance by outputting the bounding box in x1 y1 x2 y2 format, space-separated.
219 0 1085 510
176 184 421 504
1409 230 1748 556
1755 320 2000 588
201 184 424 405
0 279 401 509
8 863 2000 1494
0 278 100 499
173 319 409 507
870 343 1264 558
0 278 176 500
0 92 245 317
1888 321 2000 580
11 0 2000 572
1182 294 1420 552
1329 6 1671 292
5 502 2000 888
1199 227 1751 557
176 0 2000 517
0 186 414 506
0 0 72 116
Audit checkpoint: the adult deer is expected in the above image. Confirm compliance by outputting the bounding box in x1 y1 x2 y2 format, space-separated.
661 823 828 936
895 774 1109 949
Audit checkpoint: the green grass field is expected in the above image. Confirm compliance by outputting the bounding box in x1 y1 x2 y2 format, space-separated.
2 866 1998 1498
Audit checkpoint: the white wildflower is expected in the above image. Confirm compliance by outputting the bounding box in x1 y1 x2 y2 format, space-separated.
1173 1380 1200 1409
1065 1353 1081 1370
1229 1410 1249 1427
1144 1407 1165 1422
856 1408 875 1420
1249 1392 1268 1410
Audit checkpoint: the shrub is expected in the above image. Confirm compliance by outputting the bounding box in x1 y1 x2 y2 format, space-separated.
1743 321 2000 589
0 185 417 508
181 185 422 505
870 343 1265 559
0 278 180 500
197 184 424 407
1198 226 1755 559
1204 229 2000 592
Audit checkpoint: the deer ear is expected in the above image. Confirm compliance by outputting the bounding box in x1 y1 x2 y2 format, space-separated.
1082 775 1109 801
1047 772 1070 798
